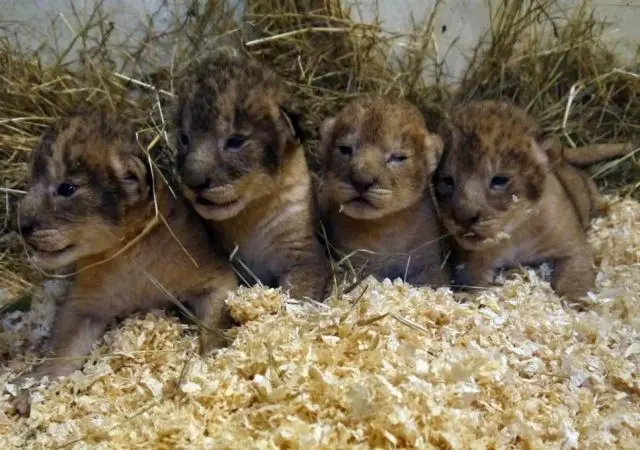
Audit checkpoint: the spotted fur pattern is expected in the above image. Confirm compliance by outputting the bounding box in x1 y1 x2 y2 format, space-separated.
318 96 450 287
14 112 238 384
174 51 330 301
434 100 602 304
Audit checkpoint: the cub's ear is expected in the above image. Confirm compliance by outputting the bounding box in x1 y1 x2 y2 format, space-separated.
524 137 552 201
318 117 337 170
320 117 337 143
536 136 563 164
33 126 58 157
530 137 551 167
437 118 460 155
279 106 305 143
118 152 152 205
423 132 444 175
28 126 59 178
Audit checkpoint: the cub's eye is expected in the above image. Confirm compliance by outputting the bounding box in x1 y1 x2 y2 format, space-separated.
57 182 77 197
388 153 408 163
338 145 353 156
436 176 454 195
124 171 139 183
490 175 510 190
225 134 245 150
177 130 190 148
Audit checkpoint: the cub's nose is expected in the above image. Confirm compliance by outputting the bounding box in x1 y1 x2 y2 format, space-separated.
183 174 211 192
350 174 377 195
16 214 37 237
452 207 480 228
179 152 213 192
180 165 211 191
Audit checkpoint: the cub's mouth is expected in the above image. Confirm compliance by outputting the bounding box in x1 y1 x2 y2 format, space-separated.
27 241 75 256
196 196 239 208
452 231 489 251
347 195 374 207
460 230 485 242
454 226 510 250
23 229 75 256
194 186 239 206
337 194 390 220
192 188 246 220
27 240 77 269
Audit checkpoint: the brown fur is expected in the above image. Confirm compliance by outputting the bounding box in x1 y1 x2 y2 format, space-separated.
174 50 330 301
434 100 603 303
317 96 450 287
14 112 238 382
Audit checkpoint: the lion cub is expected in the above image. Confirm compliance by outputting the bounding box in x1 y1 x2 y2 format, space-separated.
173 51 330 301
317 96 450 287
434 99 611 303
14 112 238 382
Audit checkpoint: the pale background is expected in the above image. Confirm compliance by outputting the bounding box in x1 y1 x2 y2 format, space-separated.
1 0 638 82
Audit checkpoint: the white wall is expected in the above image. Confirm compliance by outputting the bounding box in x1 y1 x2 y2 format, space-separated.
350 0 638 81
1 0 637 82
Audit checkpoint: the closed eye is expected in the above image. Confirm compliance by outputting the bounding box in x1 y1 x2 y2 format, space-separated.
490 175 510 190
387 153 408 163
123 171 139 183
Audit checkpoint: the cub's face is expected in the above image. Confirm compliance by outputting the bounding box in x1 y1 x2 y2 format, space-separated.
320 97 443 220
174 53 300 221
17 114 151 270
434 100 549 251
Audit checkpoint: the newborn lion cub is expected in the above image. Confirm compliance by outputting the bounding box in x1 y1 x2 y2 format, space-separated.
15 112 238 382
174 51 330 301
434 99 611 303
317 96 450 287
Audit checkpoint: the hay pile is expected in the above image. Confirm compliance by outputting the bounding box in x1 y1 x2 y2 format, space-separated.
1 0 639 448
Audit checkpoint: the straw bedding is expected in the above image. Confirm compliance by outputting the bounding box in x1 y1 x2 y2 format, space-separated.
0 0 639 448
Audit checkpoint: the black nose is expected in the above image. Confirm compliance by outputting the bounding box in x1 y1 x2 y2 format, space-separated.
182 172 211 191
187 178 211 191
453 208 480 227
17 215 36 236
351 174 376 194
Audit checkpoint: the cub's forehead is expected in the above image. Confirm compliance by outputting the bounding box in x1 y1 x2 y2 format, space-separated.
448 101 542 167
332 98 426 146
31 115 130 179
178 55 286 131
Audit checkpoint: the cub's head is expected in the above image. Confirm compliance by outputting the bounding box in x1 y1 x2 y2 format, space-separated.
17 113 152 270
319 97 443 220
434 100 550 250
174 51 302 221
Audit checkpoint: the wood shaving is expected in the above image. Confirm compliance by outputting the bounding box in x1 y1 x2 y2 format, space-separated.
0 197 638 449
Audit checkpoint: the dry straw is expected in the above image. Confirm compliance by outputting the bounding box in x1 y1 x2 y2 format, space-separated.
1 0 638 299
0 0 640 448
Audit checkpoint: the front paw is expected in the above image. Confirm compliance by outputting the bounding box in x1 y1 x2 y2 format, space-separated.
453 290 480 303
9 389 32 417
559 288 593 311
11 360 76 388
199 328 233 356
451 263 492 290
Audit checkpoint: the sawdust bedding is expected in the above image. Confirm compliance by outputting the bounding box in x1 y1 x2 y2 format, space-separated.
0 195 638 449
